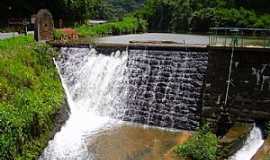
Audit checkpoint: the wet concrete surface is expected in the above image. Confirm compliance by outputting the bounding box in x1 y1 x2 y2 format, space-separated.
87 122 192 160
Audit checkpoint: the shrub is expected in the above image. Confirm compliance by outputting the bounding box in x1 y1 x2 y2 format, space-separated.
75 16 147 37
175 124 218 160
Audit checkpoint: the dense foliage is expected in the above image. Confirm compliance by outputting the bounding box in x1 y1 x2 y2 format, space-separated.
0 36 63 159
0 0 144 26
175 124 218 160
61 0 115 22
2 0 270 32
107 0 145 18
138 0 270 32
75 16 148 37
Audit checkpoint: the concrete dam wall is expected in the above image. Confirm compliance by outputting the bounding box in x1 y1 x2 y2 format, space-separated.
53 43 270 130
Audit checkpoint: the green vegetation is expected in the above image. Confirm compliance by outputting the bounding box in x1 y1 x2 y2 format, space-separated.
0 36 64 159
107 0 145 18
3 0 270 33
53 29 65 40
175 124 218 160
0 0 144 26
75 16 148 37
138 0 270 33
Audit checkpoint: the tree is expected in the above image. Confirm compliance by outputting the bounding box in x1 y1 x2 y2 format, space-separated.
0 0 116 26
140 0 270 33
169 0 193 32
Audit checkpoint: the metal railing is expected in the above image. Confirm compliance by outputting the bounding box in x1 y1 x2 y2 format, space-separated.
209 27 270 48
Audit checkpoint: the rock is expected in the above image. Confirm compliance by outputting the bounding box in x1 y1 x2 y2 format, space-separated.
218 123 253 159
52 97 70 135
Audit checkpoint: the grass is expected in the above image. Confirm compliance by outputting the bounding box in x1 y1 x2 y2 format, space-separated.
0 35 64 159
75 16 148 37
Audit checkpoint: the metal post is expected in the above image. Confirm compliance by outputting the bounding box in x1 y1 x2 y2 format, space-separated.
225 30 227 46
209 30 211 46
224 37 237 106
264 32 266 48
241 31 244 47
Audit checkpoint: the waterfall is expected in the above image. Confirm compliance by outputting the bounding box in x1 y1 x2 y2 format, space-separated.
39 47 208 159
229 126 264 160
39 48 129 160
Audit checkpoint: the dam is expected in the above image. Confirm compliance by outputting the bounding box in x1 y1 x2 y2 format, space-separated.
50 32 270 129
42 31 270 159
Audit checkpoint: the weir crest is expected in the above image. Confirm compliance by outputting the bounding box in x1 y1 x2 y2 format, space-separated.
57 47 208 130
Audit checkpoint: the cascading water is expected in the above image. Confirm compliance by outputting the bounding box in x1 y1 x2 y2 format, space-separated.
124 49 208 130
39 47 208 159
229 126 264 160
39 48 129 160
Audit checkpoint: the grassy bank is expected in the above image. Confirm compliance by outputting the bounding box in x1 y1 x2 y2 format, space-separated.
0 36 64 159
75 16 148 37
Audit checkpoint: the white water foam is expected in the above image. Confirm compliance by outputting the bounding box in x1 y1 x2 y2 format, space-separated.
229 126 264 160
39 48 128 160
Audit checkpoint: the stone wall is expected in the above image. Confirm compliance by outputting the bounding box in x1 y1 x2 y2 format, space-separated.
203 48 270 127
123 49 208 130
